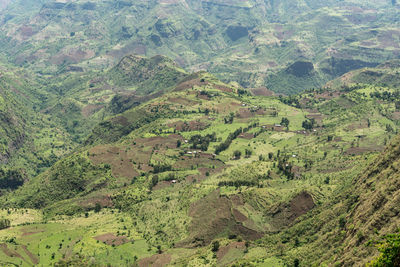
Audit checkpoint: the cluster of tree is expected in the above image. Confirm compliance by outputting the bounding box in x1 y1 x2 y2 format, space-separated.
0 219 10 230
281 117 290 128
237 88 249 96
224 112 235 124
279 95 301 108
302 118 316 130
189 133 217 151
199 90 218 98
370 91 400 102
0 169 24 190
215 127 243 154
277 155 295 180
151 164 172 174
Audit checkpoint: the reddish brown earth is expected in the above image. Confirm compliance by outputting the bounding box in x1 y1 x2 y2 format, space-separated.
269 191 315 230
138 254 172 267
94 233 131 246
237 108 254 118
167 120 209 131
178 190 262 247
290 192 316 219
345 146 384 155
0 243 25 261
82 104 104 118
238 133 254 139
22 245 39 265
250 87 275 96
79 194 113 208
21 230 44 237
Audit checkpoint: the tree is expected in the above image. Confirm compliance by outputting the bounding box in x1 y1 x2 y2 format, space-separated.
211 241 220 252
0 219 10 230
386 124 394 133
233 150 242 159
150 175 159 189
302 118 315 130
245 149 252 158
94 203 102 213
280 117 290 129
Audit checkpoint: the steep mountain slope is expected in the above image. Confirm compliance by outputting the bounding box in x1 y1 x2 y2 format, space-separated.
0 65 73 180
0 0 399 94
1 58 399 266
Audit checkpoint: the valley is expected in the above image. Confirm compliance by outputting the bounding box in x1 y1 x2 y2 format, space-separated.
0 0 400 266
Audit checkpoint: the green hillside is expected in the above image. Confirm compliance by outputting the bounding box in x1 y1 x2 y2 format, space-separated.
0 60 399 265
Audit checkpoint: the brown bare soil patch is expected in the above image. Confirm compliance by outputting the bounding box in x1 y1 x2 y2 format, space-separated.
50 49 95 65
347 120 368 130
138 253 172 267
306 113 323 125
111 116 129 126
153 180 174 191
172 154 224 170
263 124 285 132
269 192 315 230
21 230 45 237
0 243 25 261
94 233 131 246
79 194 113 208
167 97 197 106
82 104 104 118
214 84 233 93
19 26 36 39
167 120 209 131
238 133 254 139
392 111 400 120
178 190 262 247
89 145 139 179
174 77 206 91
22 245 39 265
237 108 254 118
345 146 383 155
290 192 315 218
250 87 275 96
232 209 247 222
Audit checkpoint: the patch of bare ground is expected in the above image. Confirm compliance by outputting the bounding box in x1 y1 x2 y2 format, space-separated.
214 84 233 93
21 245 38 265
21 230 45 237
89 145 139 179
269 192 315 230
177 190 262 248
174 77 207 91
0 243 25 262
167 120 209 131
81 104 104 118
238 133 254 139
344 146 384 155
78 194 113 208
138 254 172 267
94 233 131 246
250 87 275 96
